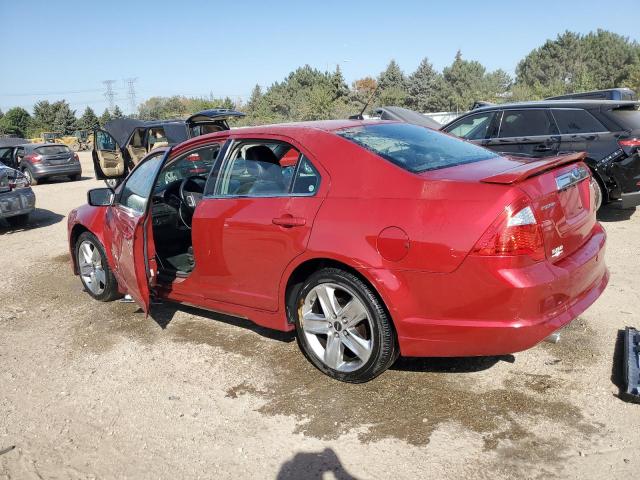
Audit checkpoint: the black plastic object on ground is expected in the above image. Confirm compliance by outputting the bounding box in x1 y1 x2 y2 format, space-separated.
623 326 640 403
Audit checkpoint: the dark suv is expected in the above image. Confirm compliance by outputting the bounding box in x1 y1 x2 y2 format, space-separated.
441 100 640 209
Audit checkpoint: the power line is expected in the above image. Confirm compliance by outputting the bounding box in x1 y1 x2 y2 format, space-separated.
102 80 117 111
124 77 138 114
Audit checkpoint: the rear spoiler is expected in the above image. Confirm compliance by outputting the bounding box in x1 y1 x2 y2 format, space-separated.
480 152 586 185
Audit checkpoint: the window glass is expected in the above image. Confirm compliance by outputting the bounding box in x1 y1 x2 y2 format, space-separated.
337 123 498 173
498 110 558 137
552 109 606 134
216 142 300 197
156 144 221 191
119 154 164 213
35 145 71 155
446 112 496 140
96 130 117 150
292 156 320 194
603 106 640 130
0 148 13 165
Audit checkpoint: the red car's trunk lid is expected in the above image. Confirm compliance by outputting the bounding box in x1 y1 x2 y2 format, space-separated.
480 152 595 263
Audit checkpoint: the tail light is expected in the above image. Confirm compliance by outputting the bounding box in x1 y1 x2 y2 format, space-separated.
472 196 545 261
618 138 640 148
9 173 30 190
24 153 42 164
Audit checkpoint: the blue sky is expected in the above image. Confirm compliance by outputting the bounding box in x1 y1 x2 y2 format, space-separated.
0 0 637 115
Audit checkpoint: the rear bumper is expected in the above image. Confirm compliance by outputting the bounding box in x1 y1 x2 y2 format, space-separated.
373 224 608 357
32 163 82 178
0 189 36 218
621 191 640 209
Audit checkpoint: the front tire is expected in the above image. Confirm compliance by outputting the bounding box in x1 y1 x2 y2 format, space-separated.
293 268 398 383
75 232 120 301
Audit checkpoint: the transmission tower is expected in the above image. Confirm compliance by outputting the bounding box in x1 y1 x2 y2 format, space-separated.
124 77 138 115
102 80 116 111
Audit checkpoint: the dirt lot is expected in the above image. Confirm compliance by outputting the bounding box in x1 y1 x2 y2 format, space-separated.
0 152 639 479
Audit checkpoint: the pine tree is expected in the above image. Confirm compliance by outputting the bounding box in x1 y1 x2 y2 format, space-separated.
377 60 408 106
51 101 77 134
406 58 447 112
79 107 100 131
99 109 113 127
112 105 124 119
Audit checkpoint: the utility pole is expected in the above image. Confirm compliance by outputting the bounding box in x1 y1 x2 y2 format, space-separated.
124 77 138 116
102 80 116 111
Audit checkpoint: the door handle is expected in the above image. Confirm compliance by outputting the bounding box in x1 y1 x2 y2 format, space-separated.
272 215 306 227
534 144 552 152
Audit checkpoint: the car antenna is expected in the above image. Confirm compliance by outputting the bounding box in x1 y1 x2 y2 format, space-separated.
349 85 379 120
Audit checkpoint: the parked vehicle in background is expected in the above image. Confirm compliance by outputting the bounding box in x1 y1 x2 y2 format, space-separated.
17 143 82 185
441 100 640 209
0 138 30 169
68 119 607 382
547 88 636 101
373 106 441 129
0 163 35 227
93 109 245 188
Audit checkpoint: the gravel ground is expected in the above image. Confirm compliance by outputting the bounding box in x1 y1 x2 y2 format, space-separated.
0 152 638 479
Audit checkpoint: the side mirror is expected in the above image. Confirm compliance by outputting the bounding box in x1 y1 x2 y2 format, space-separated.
87 188 114 206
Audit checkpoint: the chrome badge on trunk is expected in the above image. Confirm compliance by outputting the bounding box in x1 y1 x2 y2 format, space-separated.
556 165 589 191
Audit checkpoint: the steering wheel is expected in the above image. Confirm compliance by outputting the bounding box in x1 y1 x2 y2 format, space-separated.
178 175 206 227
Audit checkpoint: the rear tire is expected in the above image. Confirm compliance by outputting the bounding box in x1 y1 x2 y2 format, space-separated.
292 267 398 383
75 231 120 302
23 168 38 185
6 214 29 227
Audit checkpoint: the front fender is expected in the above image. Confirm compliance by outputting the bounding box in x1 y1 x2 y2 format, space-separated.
67 204 113 274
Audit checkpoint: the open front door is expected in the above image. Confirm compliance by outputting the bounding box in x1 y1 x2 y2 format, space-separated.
104 153 165 313
93 129 125 179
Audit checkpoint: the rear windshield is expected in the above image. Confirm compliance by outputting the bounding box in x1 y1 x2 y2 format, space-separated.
35 145 71 155
605 106 640 130
336 123 498 173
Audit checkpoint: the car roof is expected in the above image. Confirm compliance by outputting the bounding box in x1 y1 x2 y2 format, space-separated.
170 119 396 156
469 99 640 112
26 143 67 149
0 138 29 148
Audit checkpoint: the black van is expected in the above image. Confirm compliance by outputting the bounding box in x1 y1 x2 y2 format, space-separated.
441 100 640 209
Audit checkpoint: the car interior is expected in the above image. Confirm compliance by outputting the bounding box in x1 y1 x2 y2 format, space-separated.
149 140 318 280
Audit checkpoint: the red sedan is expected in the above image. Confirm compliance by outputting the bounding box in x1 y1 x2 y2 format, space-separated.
67 120 608 382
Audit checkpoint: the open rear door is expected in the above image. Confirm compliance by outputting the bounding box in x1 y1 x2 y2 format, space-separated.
93 129 125 179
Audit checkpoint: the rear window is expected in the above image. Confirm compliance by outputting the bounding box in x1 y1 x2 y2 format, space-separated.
35 145 71 155
336 123 498 173
551 109 606 134
605 106 640 130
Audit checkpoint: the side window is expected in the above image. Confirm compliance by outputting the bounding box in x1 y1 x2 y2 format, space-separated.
498 110 558 138
292 156 320 195
96 130 117 151
148 128 168 151
446 112 496 140
155 144 221 191
0 148 12 166
15 147 25 164
118 154 164 213
216 142 299 197
551 109 606 134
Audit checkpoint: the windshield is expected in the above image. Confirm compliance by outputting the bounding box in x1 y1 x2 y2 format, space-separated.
336 123 498 173
36 145 71 155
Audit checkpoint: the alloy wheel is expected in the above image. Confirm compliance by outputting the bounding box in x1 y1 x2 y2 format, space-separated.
78 240 106 295
300 283 374 373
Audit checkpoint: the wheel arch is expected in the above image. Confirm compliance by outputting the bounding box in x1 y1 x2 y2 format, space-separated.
282 256 398 331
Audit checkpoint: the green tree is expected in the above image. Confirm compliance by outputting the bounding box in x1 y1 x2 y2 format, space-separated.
99 108 112 127
0 107 31 137
377 60 408 106
516 30 640 94
442 51 487 111
78 107 100 131
52 101 77 134
406 57 447 112
112 105 124 119
32 100 57 132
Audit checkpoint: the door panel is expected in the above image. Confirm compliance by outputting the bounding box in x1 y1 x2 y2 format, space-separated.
487 109 561 157
192 196 323 311
94 129 125 177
